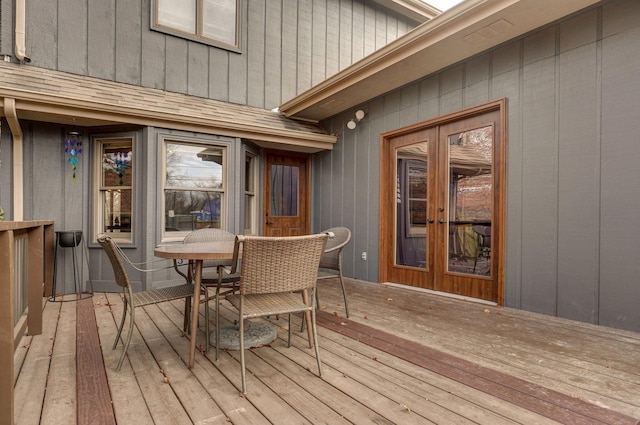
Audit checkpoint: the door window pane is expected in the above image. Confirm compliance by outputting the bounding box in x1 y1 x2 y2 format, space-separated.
395 143 428 269
447 126 493 276
270 164 298 216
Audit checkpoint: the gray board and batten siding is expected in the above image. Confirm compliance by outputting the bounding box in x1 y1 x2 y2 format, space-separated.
0 1 418 290
314 0 640 332
15 0 418 110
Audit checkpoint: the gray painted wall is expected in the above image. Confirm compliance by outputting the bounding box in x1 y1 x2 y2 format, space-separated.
6 0 417 110
0 0 418 293
314 0 640 332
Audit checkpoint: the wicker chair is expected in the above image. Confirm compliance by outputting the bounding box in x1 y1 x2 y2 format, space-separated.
317 227 351 317
221 232 329 393
173 228 241 354
97 234 196 371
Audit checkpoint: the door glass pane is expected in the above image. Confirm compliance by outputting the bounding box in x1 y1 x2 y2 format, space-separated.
395 143 428 269
270 164 299 216
447 126 493 276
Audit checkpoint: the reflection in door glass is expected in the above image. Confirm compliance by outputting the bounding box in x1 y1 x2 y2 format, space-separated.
270 164 299 216
447 126 493 276
395 143 428 269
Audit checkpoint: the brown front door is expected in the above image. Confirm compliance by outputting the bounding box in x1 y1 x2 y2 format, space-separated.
380 100 505 304
263 151 310 236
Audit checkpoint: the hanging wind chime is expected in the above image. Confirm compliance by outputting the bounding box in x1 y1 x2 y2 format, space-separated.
64 131 82 182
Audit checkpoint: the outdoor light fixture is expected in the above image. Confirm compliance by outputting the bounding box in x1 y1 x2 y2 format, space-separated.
346 109 366 130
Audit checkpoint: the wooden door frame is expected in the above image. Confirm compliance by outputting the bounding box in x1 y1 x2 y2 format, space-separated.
379 99 506 306
262 149 311 236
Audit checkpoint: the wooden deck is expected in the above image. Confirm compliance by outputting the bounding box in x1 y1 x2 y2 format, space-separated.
13 278 640 425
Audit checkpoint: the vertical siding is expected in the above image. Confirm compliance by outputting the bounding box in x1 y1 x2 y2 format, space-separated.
556 10 600 324
58 0 87 75
315 0 640 332
520 29 558 315
19 0 417 110
87 0 116 80
599 0 640 330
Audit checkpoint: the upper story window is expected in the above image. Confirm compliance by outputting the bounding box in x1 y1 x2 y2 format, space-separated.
163 141 226 241
152 0 240 51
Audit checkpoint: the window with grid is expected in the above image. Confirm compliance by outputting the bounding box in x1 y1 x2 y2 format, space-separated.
152 0 239 50
164 142 226 240
95 137 134 243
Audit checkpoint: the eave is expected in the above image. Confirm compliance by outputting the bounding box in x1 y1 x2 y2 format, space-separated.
0 63 336 153
280 0 601 122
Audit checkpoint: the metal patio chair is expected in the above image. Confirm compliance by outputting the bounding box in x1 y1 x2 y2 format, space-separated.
317 227 351 317
221 232 329 393
97 234 196 371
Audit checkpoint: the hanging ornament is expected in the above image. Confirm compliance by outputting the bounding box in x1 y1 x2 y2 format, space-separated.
104 151 131 186
64 131 82 182
112 152 130 186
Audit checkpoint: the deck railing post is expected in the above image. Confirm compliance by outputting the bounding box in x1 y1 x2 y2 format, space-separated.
0 220 54 425
0 229 16 425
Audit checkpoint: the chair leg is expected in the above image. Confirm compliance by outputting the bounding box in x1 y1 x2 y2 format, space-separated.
239 314 247 394
311 291 323 377
287 313 292 347
301 289 313 348
204 285 210 354
183 296 191 332
116 303 135 371
112 296 129 350
338 274 350 318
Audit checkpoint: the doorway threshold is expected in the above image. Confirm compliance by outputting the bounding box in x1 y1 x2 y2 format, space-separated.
380 282 497 306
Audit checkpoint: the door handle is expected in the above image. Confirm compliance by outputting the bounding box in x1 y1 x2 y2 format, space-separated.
438 218 446 224
427 218 434 223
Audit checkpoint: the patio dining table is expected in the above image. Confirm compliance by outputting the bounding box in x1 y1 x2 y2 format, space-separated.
154 241 237 368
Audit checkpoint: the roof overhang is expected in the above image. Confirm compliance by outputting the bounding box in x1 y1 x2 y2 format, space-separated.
280 0 601 122
0 63 336 153
372 0 441 22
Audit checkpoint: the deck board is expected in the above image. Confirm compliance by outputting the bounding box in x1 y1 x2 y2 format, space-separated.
14 278 640 425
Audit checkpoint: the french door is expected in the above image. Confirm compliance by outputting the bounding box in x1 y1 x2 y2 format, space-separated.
380 100 505 304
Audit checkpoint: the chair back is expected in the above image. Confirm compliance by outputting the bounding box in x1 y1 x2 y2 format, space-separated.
236 233 329 295
472 225 491 249
97 234 131 290
319 227 351 271
184 228 236 267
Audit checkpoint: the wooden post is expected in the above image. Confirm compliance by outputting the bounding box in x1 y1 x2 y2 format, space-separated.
43 223 55 297
0 230 15 425
27 226 44 335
